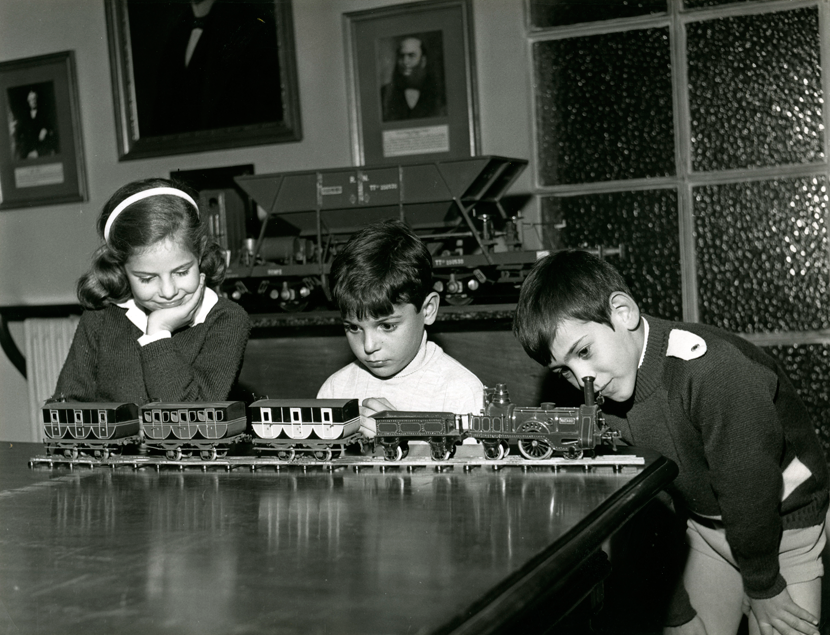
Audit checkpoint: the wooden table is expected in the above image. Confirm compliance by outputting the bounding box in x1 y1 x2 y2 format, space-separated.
0 442 676 635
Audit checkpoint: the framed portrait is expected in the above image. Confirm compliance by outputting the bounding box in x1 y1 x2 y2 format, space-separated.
105 0 302 161
0 51 87 210
344 0 479 166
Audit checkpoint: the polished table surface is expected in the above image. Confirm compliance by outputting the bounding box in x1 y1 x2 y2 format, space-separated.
0 443 676 635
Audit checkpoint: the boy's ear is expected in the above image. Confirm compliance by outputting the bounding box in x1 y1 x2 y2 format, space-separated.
609 291 640 331
422 291 440 325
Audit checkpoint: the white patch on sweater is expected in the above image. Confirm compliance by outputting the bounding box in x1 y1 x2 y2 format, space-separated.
782 456 812 501
667 329 707 360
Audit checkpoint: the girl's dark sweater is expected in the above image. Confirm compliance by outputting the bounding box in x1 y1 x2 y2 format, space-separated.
54 298 250 403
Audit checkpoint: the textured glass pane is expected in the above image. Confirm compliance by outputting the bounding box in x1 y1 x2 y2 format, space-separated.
687 8 823 171
695 177 830 332
766 344 830 458
529 0 666 29
541 189 682 320
534 29 674 186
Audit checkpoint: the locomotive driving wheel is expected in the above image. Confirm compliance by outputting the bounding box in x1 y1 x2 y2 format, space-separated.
200 447 218 461
517 422 554 460
564 446 583 460
483 441 506 461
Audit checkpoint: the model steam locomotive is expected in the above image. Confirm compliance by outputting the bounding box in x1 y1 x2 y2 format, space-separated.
40 378 618 464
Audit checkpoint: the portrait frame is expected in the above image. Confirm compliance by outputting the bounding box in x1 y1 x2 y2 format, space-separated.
0 51 87 210
344 0 479 166
105 0 302 161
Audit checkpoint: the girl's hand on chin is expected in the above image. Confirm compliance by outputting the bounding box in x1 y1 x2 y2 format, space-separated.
146 274 206 335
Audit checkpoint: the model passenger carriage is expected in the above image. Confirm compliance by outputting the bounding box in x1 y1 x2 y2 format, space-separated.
140 401 248 461
42 401 141 459
249 398 365 461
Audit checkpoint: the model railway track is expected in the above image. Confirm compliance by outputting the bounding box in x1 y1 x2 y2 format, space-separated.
29 452 645 472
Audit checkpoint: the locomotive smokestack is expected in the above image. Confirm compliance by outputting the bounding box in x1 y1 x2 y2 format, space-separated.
582 377 595 406
492 383 511 405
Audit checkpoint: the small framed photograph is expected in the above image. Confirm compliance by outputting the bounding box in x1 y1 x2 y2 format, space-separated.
344 0 479 166
105 0 302 161
0 51 87 210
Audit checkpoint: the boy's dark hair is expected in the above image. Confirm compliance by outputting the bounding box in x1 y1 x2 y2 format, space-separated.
513 249 632 367
330 219 433 319
77 177 226 310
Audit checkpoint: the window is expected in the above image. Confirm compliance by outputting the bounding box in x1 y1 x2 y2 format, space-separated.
528 0 830 450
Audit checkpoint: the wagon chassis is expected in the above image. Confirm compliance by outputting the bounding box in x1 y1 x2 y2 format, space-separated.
44 435 143 460
141 433 251 461
252 432 370 462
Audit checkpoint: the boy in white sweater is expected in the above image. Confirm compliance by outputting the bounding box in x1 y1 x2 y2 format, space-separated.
317 220 483 437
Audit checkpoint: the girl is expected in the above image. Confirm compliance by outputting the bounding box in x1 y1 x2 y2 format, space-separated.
53 177 251 403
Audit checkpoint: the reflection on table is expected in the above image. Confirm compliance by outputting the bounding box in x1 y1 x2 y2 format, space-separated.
0 443 676 635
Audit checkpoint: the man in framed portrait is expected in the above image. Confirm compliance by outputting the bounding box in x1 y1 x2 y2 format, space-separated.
381 33 447 122
9 82 59 160
133 0 284 137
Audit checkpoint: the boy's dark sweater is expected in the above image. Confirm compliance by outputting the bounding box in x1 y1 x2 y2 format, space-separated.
603 316 829 625
54 298 251 403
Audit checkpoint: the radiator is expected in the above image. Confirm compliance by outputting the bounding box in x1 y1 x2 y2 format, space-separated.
25 317 79 441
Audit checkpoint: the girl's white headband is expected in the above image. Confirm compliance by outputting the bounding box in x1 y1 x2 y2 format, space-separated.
104 187 199 242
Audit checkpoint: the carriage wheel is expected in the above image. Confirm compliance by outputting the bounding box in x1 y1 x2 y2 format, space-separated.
64 447 79 460
399 441 410 459
501 440 510 457
564 446 584 460
517 422 554 460
276 449 295 461
166 448 182 461
313 449 333 462
200 448 218 461
215 449 228 459
94 448 111 460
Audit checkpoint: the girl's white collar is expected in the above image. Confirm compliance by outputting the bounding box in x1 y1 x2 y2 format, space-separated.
117 287 218 333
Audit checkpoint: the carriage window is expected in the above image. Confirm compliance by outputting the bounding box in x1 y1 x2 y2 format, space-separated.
171 411 179 423
98 410 107 424
74 410 83 424
259 408 272 423
179 410 187 422
206 409 215 421
162 411 170 423
321 409 333 424
51 410 59 423
143 412 152 423
198 410 206 422
188 410 197 422
153 411 162 423
215 411 224 422
290 408 302 423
